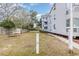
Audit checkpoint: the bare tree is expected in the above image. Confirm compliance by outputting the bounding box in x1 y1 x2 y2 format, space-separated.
11 7 32 29
0 3 33 34
0 3 22 20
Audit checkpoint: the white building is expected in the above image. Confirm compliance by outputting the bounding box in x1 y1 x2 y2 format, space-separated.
41 14 51 32
41 3 79 37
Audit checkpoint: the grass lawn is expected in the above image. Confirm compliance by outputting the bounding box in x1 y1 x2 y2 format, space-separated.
0 32 79 56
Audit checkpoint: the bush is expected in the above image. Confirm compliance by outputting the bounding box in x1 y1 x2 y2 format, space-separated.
0 19 15 29
0 19 15 36
22 23 33 30
22 25 28 29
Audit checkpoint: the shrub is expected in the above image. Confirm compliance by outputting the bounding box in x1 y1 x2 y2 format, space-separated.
0 19 15 29
0 19 15 36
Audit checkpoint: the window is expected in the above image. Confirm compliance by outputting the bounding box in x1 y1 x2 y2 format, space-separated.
66 28 69 32
54 18 56 20
66 28 77 33
53 3 56 10
53 7 56 10
73 18 79 27
46 17 47 20
43 17 44 19
53 3 56 7
53 24 56 29
54 15 56 20
73 28 77 32
74 7 79 12
66 10 69 15
44 26 48 29
44 22 47 24
66 19 70 27
77 28 79 32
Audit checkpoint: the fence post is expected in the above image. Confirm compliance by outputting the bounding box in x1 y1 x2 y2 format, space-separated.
68 3 73 53
36 32 39 54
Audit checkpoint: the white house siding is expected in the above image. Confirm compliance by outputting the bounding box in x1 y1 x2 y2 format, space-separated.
45 3 67 35
52 3 67 35
73 4 79 36
41 3 79 37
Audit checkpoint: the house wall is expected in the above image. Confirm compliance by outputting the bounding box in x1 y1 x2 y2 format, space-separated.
49 3 67 35
41 3 79 37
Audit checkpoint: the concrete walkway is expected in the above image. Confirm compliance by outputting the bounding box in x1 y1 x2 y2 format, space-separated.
48 33 79 49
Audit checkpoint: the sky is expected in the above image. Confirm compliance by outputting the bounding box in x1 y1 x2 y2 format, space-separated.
20 3 53 21
22 3 53 16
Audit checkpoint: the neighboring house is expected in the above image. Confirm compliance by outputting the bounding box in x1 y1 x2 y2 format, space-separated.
41 14 50 32
41 3 79 37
